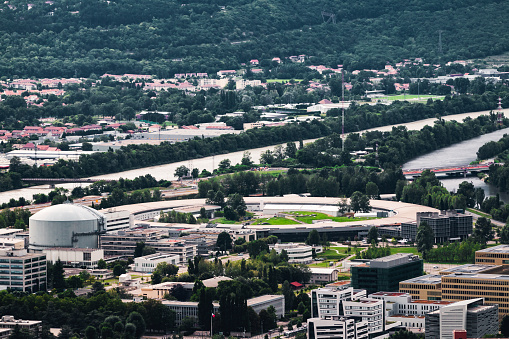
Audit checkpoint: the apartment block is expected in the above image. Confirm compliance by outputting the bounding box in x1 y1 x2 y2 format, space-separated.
0 249 46 292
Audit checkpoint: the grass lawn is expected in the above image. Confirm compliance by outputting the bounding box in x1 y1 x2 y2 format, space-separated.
212 217 242 224
307 262 332 268
390 247 420 255
266 79 303 83
317 249 348 260
329 247 351 254
466 208 492 219
251 217 299 225
286 211 377 224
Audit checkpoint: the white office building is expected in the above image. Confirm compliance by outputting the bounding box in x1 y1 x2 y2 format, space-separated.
101 209 133 232
134 253 180 273
43 248 104 268
307 317 368 339
342 298 385 334
271 243 314 264
247 295 285 319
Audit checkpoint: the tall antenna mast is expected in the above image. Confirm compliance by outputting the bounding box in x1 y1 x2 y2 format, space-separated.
341 68 345 152
498 97 503 126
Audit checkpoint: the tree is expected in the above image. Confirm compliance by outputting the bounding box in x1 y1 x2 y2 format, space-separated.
216 231 232 252
365 182 379 199
97 259 107 269
226 193 247 220
281 281 294 312
84 326 98 339
51 259 66 290
134 242 146 258
338 197 350 215
218 159 231 170
174 165 189 180
113 264 125 277
501 314 509 337
82 142 93 151
499 224 509 244
241 151 253 166
367 226 379 244
350 191 371 213
191 168 199 179
306 230 320 246
285 142 297 158
475 188 485 209
416 221 434 259
472 217 494 245
126 312 146 338
170 284 187 301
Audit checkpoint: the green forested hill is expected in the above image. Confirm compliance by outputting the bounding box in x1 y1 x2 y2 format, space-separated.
1 0 508 78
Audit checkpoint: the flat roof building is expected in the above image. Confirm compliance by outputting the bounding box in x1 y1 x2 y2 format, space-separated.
425 298 498 339
399 275 442 300
475 244 509 265
351 253 423 294
271 243 314 264
134 253 180 273
43 248 104 268
0 248 46 292
402 211 472 243
309 267 339 285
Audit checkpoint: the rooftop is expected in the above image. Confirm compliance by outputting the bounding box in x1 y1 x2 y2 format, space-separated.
309 267 339 274
443 273 509 281
439 264 500 275
370 292 408 297
477 245 509 254
400 274 442 285
247 294 284 305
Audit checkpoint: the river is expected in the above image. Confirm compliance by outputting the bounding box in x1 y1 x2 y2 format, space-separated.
0 108 507 204
403 127 509 201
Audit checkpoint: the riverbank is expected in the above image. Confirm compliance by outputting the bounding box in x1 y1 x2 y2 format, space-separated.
0 109 506 204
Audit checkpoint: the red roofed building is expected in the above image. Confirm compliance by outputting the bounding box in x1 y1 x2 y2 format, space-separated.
290 282 303 289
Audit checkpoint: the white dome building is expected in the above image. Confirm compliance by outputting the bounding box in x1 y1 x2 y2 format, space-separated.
29 203 106 251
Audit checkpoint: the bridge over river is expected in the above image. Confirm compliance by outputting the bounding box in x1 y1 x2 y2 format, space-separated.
402 164 493 177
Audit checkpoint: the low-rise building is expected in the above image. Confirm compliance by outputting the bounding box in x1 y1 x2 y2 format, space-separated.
309 267 339 284
247 295 285 319
271 243 314 264
134 253 180 273
0 316 41 334
43 248 104 268
163 300 220 326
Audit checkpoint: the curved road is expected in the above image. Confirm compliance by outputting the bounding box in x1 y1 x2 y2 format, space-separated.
0 108 506 204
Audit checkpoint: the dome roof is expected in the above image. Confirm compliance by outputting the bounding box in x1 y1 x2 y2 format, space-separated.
30 203 105 222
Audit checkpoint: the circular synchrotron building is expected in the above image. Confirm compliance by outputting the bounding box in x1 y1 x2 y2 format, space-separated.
29 203 106 251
